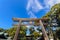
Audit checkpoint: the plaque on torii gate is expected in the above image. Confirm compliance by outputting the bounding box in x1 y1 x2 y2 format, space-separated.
12 18 49 40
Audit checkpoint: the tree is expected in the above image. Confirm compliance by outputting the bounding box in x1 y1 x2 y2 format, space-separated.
33 31 40 38
5 26 27 40
0 28 5 32
56 29 60 40
5 26 17 38
42 3 60 40
19 26 27 37
29 27 35 34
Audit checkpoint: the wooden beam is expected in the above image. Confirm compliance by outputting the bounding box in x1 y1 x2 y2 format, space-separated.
13 23 48 26
12 18 49 22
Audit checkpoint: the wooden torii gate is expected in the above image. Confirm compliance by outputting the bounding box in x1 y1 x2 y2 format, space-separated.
12 18 49 40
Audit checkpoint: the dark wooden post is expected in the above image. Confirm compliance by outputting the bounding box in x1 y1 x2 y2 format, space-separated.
39 20 49 40
13 20 21 40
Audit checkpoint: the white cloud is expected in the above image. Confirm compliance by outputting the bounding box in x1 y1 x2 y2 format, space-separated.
55 0 60 4
26 0 43 12
28 11 37 18
31 0 43 12
44 0 60 9
44 0 54 9
26 0 43 18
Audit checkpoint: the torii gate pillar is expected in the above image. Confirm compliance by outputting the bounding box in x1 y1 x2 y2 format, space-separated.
13 20 21 40
40 20 49 40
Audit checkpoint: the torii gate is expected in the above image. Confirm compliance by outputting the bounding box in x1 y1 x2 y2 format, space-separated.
12 18 49 40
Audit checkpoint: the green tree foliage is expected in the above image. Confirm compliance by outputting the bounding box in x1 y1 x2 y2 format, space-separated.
5 26 17 38
29 27 42 39
5 26 27 39
4 25 42 40
43 3 60 40
43 3 60 19
0 28 5 32
29 27 35 34
33 31 40 38
43 3 60 27
19 26 27 37
56 29 60 39
51 3 60 12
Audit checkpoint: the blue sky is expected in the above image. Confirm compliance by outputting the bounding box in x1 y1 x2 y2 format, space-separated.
0 0 60 29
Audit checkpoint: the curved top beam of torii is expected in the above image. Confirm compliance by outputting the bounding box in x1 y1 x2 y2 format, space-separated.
12 18 49 22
